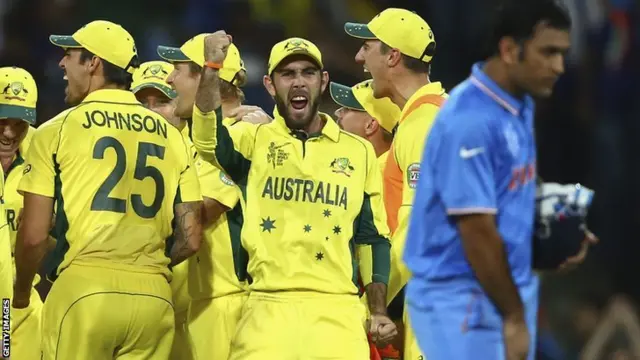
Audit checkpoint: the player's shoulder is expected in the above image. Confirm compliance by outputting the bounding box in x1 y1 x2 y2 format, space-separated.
34 107 80 136
338 130 376 168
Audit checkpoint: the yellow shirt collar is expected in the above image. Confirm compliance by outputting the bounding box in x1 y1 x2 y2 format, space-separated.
82 89 139 104
400 82 446 121
274 111 340 142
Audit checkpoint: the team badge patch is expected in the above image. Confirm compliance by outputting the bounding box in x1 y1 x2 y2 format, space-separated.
407 163 420 189
141 64 168 80
219 171 234 186
330 157 355 177
3 81 28 101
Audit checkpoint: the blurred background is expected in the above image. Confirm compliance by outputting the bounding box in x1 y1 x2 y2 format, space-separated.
1 0 639 358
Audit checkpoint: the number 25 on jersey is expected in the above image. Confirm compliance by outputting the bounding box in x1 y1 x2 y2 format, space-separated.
91 136 165 218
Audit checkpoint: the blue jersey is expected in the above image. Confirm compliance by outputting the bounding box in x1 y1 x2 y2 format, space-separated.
403 62 537 287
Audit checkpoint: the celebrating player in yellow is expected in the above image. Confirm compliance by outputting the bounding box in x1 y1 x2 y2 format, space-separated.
157 34 255 360
331 79 403 358
0 66 39 360
13 20 204 360
330 79 398 297
131 60 195 360
346 8 448 359
191 31 395 359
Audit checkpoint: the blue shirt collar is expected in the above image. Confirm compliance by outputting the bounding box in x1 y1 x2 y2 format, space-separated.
470 62 533 116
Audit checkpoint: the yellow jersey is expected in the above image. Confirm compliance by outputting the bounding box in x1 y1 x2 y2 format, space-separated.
385 82 447 302
192 107 390 295
355 150 390 293
5 126 34 251
19 89 202 280
182 120 248 299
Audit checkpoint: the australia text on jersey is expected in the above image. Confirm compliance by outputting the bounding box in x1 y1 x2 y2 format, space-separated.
261 176 349 210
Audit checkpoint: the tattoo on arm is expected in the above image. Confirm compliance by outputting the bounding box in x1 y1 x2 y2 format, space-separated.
366 282 388 315
170 201 203 266
196 67 222 114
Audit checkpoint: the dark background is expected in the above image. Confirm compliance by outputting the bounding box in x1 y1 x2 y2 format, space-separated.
2 0 639 358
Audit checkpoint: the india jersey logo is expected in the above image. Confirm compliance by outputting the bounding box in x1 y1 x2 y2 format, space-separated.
407 163 420 189
330 157 354 177
2 82 28 101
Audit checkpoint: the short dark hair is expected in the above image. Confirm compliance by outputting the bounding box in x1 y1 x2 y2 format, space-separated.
379 43 430 75
490 0 571 56
189 61 246 103
79 49 134 88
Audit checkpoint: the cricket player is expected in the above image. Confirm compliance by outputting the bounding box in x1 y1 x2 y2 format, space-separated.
13 20 203 359
191 32 396 359
131 60 195 360
330 79 402 359
345 8 447 359
0 66 39 360
157 34 264 360
402 2 572 359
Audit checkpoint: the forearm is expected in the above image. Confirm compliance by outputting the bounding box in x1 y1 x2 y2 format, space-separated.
461 232 524 319
192 66 222 162
170 201 203 267
365 282 388 315
14 234 49 295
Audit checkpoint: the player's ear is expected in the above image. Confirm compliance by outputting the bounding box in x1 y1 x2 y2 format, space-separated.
320 71 329 94
498 36 521 65
263 75 276 97
386 48 402 68
365 117 379 136
88 56 102 76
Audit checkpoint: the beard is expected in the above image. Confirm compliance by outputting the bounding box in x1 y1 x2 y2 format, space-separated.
274 90 322 131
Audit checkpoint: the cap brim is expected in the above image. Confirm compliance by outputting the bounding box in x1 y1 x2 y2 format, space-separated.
329 82 364 111
0 104 36 124
157 46 190 62
344 22 377 39
49 35 82 48
131 83 177 99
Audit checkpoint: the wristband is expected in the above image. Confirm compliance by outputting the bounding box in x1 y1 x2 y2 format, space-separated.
204 61 223 70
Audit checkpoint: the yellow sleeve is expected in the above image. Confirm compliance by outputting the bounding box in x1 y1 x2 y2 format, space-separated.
195 156 239 209
394 105 440 195
191 106 257 184
176 150 203 204
18 122 60 197
357 244 373 287
354 141 391 284
386 105 440 303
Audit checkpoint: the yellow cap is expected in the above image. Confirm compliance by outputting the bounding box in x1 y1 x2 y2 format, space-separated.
131 61 176 99
157 34 245 86
330 80 399 133
0 67 37 124
345 8 436 63
267 37 323 75
50 20 139 74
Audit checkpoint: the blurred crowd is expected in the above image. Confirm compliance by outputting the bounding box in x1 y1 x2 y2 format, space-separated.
2 0 640 358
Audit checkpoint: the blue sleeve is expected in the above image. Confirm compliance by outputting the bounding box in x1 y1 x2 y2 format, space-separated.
432 115 497 214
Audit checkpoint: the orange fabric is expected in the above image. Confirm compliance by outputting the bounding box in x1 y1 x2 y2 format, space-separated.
383 94 446 235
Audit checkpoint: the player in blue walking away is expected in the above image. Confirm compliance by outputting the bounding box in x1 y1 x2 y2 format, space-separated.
403 2 572 360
